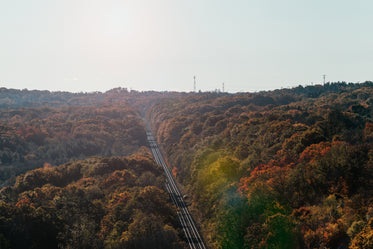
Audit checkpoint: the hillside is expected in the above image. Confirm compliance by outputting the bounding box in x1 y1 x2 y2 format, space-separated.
146 82 373 248
0 153 186 249
0 103 147 186
0 88 188 249
0 82 372 248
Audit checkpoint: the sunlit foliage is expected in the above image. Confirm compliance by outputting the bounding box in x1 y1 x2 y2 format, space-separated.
0 155 186 249
146 82 373 248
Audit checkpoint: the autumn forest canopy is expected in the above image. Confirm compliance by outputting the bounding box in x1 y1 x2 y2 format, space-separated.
0 82 373 248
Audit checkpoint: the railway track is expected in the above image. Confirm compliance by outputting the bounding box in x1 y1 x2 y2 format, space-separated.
146 127 207 249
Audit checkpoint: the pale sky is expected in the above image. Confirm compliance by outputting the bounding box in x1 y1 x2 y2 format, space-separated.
1 0 372 93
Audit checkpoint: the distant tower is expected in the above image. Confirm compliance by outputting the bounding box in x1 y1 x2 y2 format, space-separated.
322 74 327 85
222 82 225 93
193 76 196 92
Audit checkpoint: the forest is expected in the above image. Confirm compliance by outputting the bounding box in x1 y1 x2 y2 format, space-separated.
0 82 372 248
0 102 147 186
146 82 373 249
0 154 186 249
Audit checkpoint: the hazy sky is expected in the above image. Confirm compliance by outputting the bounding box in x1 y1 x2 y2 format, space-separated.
1 0 373 93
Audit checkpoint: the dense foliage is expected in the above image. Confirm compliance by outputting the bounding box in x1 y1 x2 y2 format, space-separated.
0 88 190 248
147 82 373 249
0 154 186 249
0 104 147 185
1 83 373 248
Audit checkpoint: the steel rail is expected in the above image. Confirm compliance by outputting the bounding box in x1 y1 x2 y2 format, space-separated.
146 127 207 249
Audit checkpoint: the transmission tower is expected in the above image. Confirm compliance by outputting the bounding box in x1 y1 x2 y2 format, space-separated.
222 82 225 93
322 74 327 85
193 76 196 92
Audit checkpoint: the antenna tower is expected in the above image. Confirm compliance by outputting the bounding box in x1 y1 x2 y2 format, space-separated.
193 76 196 92
322 74 326 85
222 82 225 92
